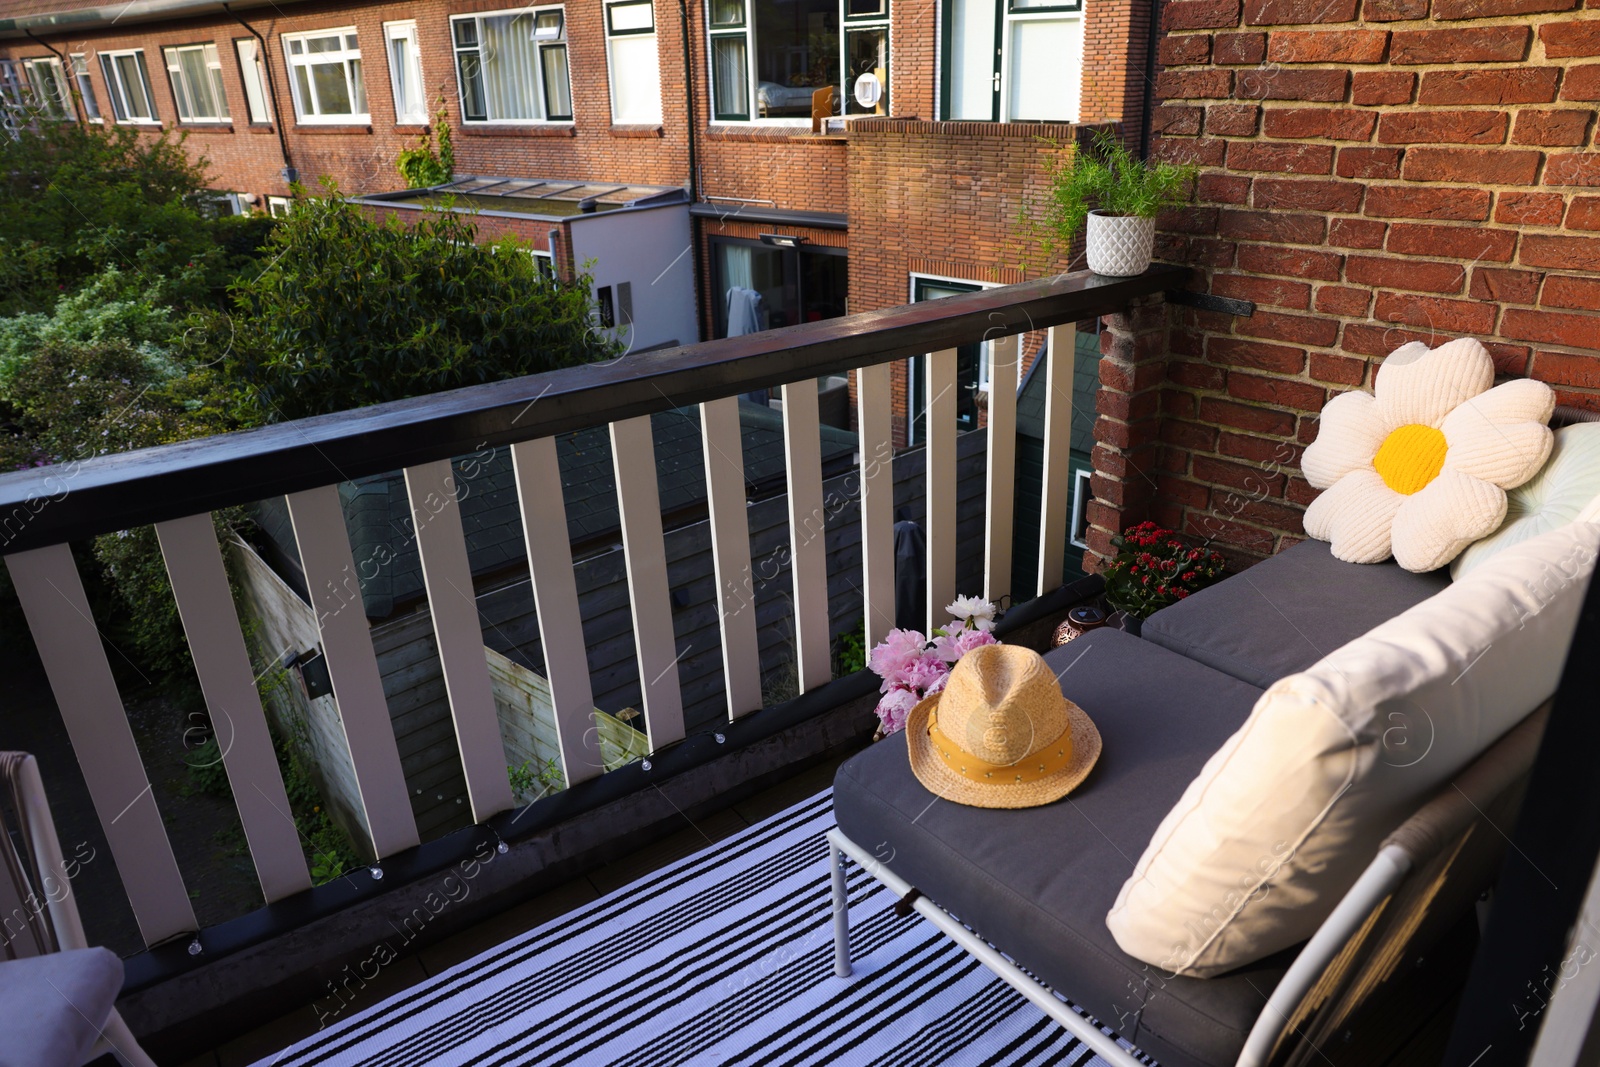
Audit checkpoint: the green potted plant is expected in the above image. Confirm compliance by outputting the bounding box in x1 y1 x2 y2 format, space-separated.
1033 129 1196 277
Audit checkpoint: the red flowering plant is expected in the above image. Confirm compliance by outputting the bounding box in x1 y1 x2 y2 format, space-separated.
1101 521 1226 619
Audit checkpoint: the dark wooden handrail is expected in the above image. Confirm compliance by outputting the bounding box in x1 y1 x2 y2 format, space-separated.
0 265 1183 553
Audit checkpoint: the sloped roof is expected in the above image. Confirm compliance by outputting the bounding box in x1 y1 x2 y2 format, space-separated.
1016 322 1102 454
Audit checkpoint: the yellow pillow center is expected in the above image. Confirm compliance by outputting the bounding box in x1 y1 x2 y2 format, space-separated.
1373 424 1448 495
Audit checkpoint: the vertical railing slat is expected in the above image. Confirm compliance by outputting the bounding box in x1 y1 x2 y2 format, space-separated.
609 416 687 751
1037 323 1077 596
856 364 896 648
700 397 763 718
5 545 196 945
285 484 420 859
510 437 606 785
782 380 832 693
924 349 959 632
155 515 312 903
984 332 1020 605
404 460 516 823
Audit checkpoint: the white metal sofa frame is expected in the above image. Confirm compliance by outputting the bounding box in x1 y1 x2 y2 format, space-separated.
826 702 1549 1067
2 753 160 1067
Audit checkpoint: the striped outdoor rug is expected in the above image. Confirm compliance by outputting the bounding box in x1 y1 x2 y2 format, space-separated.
257 791 1141 1067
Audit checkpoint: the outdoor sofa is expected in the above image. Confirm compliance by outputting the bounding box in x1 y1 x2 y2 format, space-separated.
829 520 1592 1067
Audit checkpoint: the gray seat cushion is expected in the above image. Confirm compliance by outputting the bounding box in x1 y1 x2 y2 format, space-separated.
834 629 1292 1067
1142 539 1451 689
0 947 124 1067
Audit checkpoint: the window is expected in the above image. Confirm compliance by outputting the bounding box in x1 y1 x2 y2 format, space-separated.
943 0 1082 121
452 8 572 124
712 237 846 338
99 49 159 123
282 28 368 123
234 39 272 123
1069 468 1092 549
21 58 72 120
908 276 995 440
708 0 888 123
0 61 23 110
532 249 555 278
266 195 293 217
605 1 662 125
163 43 230 122
71 55 101 120
383 21 427 124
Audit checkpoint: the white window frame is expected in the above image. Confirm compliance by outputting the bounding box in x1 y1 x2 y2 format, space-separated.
281 26 369 124
707 0 890 126
99 48 160 124
21 57 72 120
0 60 23 110
266 195 293 217
450 6 573 125
906 272 999 444
604 1 662 125
1069 468 1092 549
70 55 102 120
233 38 272 124
940 0 1082 122
383 20 428 125
163 42 231 123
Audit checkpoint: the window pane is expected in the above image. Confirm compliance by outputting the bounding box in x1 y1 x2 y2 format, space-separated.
608 34 661 124
481 14 541 119
847 0 886 13
608 1 655 32
453 20 478 47
180 48 219 118
99 55 126 119
236 40 270 121
712 0 744 25
293 64 313 113
1008 17 1075 121
351 57 367 114
391 36 417 119
307 34 343 53
310 62 351 113
845 27 887 115
711 36 747 118
116 54 152 118
73 56 102 119
753 0 837 118
948 0 996 120
541 44 571 119
534 11 564 37
456 51 487 121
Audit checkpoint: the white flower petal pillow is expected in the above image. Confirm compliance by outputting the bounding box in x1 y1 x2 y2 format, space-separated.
1302 339 1554 573
1453 422 1600 578
1106 520 1598 978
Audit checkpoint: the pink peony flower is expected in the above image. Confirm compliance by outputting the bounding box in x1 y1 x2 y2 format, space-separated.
931 624 998 663
902 651 950 694
875 686 919 734
868 628 929 684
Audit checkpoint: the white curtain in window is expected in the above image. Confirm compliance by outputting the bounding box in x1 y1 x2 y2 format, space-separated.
722 244 753 291
481 13 542 119
712 37 747 116
1008 18 1077 122
949 0 995 120
609 35 661 123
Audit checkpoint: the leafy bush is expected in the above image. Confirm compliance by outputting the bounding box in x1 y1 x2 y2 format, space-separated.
396 100 456 189
227 185 622 422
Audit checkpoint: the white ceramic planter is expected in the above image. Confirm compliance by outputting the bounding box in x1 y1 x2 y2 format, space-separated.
1085 210 1157 277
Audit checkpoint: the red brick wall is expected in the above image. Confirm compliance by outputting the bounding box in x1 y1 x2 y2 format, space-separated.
1115 0 1600 570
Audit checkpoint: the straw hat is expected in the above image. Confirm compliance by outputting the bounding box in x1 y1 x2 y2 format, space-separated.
906 644 1101 809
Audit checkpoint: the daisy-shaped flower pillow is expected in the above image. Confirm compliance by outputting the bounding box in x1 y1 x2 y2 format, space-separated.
1302 338 1554 573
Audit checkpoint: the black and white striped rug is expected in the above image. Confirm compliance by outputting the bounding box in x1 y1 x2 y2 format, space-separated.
257 792 1136 1066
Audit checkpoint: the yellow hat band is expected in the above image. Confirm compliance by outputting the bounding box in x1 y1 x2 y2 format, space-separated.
926 710 1075 784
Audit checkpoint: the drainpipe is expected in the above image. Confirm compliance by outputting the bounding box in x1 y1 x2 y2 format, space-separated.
24 30 82 124
1139 0 1163 160
678 0 707 342
224 3 297 188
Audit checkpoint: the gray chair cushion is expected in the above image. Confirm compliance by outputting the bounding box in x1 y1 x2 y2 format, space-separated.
0 947 124 1067
834 629 1291 1067
1142 539 1451 689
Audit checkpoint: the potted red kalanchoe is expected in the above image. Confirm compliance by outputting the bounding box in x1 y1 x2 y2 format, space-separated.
1101 522 1226 632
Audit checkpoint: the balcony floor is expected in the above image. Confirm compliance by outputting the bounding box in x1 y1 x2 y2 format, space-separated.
169 749 1133 1067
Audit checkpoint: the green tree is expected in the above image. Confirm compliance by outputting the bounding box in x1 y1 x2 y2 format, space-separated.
227 186 621 422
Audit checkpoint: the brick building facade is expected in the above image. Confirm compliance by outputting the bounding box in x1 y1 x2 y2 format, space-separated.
1087 0 1600 572
1 0 1157 446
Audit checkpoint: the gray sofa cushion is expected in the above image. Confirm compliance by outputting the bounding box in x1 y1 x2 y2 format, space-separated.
1142 539 1451 689
0 947 124 1067
834 629 1292 1067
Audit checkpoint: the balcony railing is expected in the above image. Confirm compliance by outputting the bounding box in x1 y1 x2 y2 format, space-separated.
0 264 1184 1001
